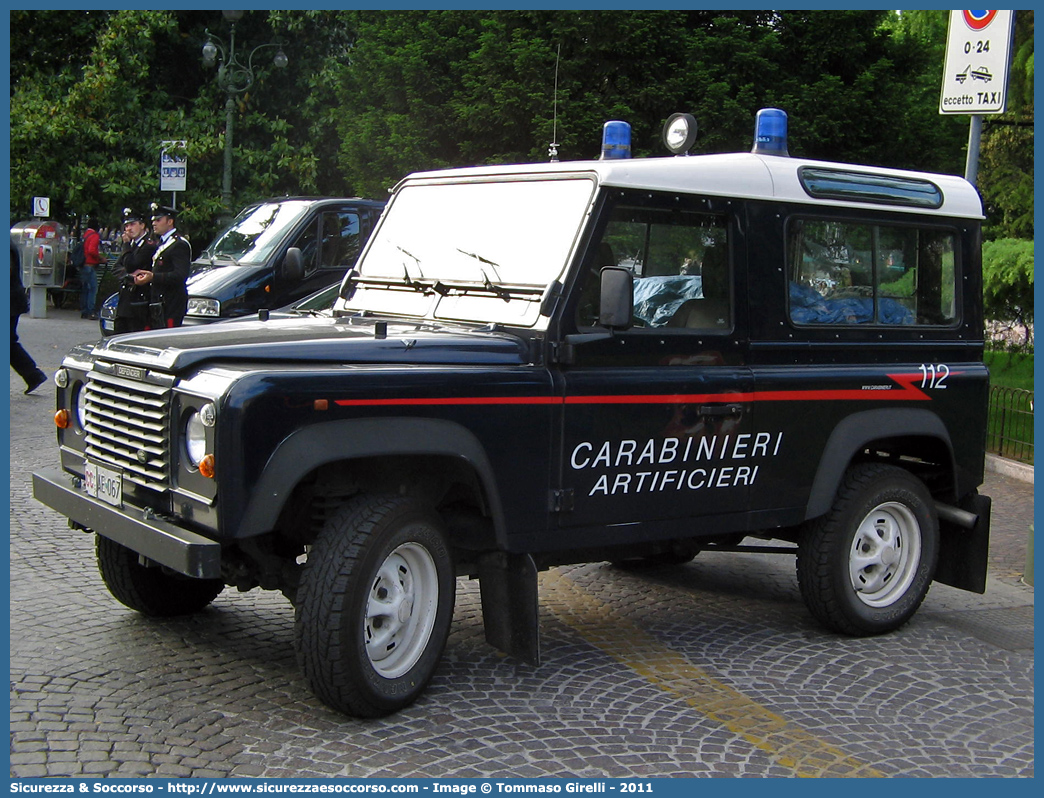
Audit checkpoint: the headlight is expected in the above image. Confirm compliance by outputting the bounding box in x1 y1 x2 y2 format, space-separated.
184 402 215 468
187 297 221 317
100 302 116 321
185 412 207 467
73 385 87 432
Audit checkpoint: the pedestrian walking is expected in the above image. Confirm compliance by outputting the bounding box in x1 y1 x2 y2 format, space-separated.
79 217 104 319
10 238 47 395
135 204 191 328
113 208 158 334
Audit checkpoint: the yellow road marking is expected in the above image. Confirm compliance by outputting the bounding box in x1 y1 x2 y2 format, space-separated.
541 569 883 778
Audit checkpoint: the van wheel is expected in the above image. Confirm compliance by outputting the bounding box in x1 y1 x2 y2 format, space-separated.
96 535 224 616
797 464 938 636
294 494 455 718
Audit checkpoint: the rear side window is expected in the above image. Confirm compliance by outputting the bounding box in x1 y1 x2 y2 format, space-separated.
787 219 957 326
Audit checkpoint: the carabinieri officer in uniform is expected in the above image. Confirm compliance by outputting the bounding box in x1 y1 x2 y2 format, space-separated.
113 208 158 334
135 203 192 328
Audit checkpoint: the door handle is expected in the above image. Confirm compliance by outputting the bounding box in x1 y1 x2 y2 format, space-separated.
699 403 743 417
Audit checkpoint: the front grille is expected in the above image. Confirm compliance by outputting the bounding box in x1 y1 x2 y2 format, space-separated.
83 370 172 489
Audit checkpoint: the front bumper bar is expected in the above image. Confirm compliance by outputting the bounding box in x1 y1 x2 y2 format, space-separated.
32 468 222 579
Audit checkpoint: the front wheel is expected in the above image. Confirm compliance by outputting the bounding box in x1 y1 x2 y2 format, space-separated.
96 535 224 616
797 464 939 636
294 494 455 718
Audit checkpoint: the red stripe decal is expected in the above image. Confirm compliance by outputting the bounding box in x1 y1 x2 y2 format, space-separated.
334 396 561 407
332 373 931 408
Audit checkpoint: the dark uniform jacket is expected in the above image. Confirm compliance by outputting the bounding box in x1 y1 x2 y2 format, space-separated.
11 241 30 317
114 234 158 328
150 230 192 327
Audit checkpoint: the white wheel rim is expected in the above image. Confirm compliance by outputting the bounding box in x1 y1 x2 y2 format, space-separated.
848 501 922 608
364 540 440 679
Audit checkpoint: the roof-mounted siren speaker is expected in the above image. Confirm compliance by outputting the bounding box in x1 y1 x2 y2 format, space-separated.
663 113 698 156
752 108 789 157
601 121 632 160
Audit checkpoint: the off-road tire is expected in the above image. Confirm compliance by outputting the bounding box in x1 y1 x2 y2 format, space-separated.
294 494 455 718
96 535 224 616
797 463 939 636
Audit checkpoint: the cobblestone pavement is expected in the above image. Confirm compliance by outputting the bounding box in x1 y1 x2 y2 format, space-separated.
10 310 1035 779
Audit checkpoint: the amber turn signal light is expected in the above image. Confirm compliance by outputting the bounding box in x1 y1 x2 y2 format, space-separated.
54 409 71 429
199 454 216 479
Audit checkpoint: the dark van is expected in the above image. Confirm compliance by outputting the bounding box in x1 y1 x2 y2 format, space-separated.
100 197 384 334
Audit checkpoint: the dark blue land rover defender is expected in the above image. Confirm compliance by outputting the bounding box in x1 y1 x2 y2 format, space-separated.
34 110 992 718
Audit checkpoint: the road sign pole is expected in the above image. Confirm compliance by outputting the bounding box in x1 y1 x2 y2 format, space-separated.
965 114 983 185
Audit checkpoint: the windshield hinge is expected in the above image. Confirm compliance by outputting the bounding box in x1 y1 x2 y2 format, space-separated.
550 340 576 366
549 488 574 513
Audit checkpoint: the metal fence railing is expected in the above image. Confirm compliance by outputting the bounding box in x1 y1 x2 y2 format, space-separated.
987 386 1034 464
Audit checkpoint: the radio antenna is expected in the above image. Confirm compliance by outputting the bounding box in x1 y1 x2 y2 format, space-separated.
548 43 561 162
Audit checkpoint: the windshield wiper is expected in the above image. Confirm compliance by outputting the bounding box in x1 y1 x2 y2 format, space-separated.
456 249 514 301
396 245 430 292
456 248 504 281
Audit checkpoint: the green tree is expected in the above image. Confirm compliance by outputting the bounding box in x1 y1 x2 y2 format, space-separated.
982 238 1034 344
977 11 1034 241
11 10 313 239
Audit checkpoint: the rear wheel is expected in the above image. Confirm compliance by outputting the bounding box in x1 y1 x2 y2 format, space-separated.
96 535 224 616
294 494 455 717
797 464 938 636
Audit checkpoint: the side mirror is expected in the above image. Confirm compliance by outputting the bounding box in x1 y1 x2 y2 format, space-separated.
598 266 633 329
281 247 304 282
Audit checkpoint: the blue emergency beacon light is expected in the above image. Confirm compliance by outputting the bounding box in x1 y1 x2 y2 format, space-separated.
752 108 789 157
601 121 632 159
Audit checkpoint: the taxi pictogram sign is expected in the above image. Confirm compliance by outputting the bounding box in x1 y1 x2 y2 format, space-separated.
940 10 1014 114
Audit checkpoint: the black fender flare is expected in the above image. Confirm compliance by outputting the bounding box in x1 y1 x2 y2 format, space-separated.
234 417 506 543
804 408 955 520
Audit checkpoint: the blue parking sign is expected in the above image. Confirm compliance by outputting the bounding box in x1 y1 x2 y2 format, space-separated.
160 140 188 191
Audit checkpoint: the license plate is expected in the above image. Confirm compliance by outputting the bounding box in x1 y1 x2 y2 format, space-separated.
84 462 122 507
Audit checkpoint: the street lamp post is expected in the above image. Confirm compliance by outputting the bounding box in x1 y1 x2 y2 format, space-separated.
201 10 288 209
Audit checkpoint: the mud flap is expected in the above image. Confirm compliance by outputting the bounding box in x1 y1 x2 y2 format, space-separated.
478 552 541 666
934 493 991 594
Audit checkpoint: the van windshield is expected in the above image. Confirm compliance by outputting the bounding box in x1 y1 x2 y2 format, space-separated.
200 201 312 265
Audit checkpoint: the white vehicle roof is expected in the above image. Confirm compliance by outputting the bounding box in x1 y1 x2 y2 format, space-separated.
399 152 984 220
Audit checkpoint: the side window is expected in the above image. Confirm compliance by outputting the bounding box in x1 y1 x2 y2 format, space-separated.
788 219 957 326
577 203 730 330
319 212 361 269
291 212 362 276
292 220 320 275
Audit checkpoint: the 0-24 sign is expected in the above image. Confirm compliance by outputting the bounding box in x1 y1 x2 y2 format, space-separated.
939 10 1015 114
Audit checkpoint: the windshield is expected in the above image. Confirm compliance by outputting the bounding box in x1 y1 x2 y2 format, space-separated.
200 200 313 265
344 177 595 326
